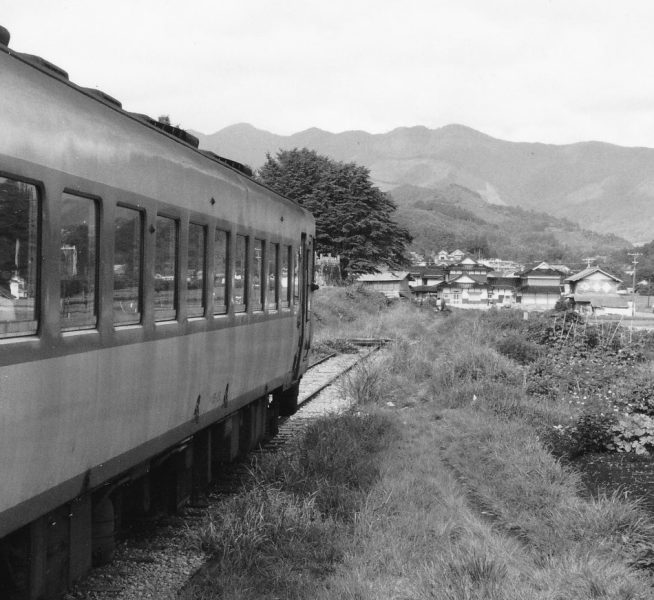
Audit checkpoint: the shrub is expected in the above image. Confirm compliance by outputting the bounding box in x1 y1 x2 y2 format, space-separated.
614 368 654 417
495 334 541 365
545 412 617 458
608 413 654 455
340 359 390 405
572 412 618 454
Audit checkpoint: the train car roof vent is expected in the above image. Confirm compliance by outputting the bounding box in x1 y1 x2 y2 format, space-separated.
152 120 200 148
82 87 122 109
0 25 10 46
16 52 69 80
128 112 159 126
200 150 253 177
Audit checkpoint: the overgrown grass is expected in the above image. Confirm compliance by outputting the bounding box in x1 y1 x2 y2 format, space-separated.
183 291 654 598
182 411 399 599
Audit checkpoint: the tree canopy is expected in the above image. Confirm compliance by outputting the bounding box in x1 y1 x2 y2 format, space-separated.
257 148 411 275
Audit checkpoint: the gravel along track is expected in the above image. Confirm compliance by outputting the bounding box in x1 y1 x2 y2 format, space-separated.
64 351 369 600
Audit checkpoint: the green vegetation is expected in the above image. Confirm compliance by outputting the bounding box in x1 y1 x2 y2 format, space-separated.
257 148 411 275
390 183 629 264
184 290 654 598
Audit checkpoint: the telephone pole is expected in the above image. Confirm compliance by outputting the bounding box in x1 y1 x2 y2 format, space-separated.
628 252 642 319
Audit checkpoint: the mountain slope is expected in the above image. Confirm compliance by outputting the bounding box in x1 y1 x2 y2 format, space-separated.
192 123 654 243
389 184 628 265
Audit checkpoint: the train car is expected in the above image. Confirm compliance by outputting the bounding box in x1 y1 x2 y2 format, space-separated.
0 25 316 599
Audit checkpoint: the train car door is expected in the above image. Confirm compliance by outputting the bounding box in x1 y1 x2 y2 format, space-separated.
292 233 313 379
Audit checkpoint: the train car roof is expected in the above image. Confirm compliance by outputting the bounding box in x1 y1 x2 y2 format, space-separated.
0 25 311 218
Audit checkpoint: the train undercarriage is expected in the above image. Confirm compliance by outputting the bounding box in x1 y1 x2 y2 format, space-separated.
0 382 299 600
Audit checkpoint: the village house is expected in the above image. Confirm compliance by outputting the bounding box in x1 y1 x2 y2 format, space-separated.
438 272 491 308
408 266 446 287
447 255 492 280
356 271 412 299
435 255 493 309
516 262 568 310
487 272 520 307
432 248 466 265
563 266 630 316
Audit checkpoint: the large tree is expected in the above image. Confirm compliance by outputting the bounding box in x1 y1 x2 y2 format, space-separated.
258 148 411 275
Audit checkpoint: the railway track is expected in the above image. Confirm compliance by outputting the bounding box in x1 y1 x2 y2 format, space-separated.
65 345 382 600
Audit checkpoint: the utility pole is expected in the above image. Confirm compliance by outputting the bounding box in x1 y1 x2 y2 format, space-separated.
628 252 642 320
582 257 594 268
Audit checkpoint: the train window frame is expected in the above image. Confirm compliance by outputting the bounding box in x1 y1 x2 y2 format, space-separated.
212 227 229 316
253 238 265 312
0 174 41 339
59 191 100 332
233 233 248 313
267 242 279 310
113 203 143 327
154 213 179 322
280 244 291 309
186 221 207 319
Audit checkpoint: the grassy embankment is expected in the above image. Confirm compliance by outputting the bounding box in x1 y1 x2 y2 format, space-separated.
182 287 654 599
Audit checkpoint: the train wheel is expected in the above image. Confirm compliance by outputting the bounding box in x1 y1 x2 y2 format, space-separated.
275 381 300 417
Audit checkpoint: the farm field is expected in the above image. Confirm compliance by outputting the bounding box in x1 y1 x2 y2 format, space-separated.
183 287 654 599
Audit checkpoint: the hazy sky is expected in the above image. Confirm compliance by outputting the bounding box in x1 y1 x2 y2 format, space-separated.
5 1 654 147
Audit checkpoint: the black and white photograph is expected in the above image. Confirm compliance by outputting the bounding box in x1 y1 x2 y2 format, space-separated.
3 1 654 598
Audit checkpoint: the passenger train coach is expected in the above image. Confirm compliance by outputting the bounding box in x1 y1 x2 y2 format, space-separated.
0 25 316 598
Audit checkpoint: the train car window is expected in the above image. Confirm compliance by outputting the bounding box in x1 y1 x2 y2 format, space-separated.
253 239 264 311
213 228 228 314
60 194 98 331
187 223 206 317
113 205 142 325
154 215 178 321
280 245 291 308
234 234 247 311
267 243 279 309
0 177 39 338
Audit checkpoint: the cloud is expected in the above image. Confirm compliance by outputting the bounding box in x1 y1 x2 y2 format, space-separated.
5 0 654 146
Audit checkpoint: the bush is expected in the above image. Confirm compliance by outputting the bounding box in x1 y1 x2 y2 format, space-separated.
545 412 617 458
495 334 541 365
608 413 654 455
340 359 391 405
573 412 618 454
615 369 654 416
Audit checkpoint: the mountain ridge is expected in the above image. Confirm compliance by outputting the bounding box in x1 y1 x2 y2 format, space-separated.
191 123 654 244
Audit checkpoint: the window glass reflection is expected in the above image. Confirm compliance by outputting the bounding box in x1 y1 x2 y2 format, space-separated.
281 245 291 307
268 243 278 308
60 194 97 330
234 235 247 311
0 177 39 337
253 239 264 311
155 215 177 321
187 223 206 317
213 229 228 314
113 205 142 325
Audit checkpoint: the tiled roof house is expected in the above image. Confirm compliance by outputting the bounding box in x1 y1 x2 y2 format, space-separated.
564 266 629 315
